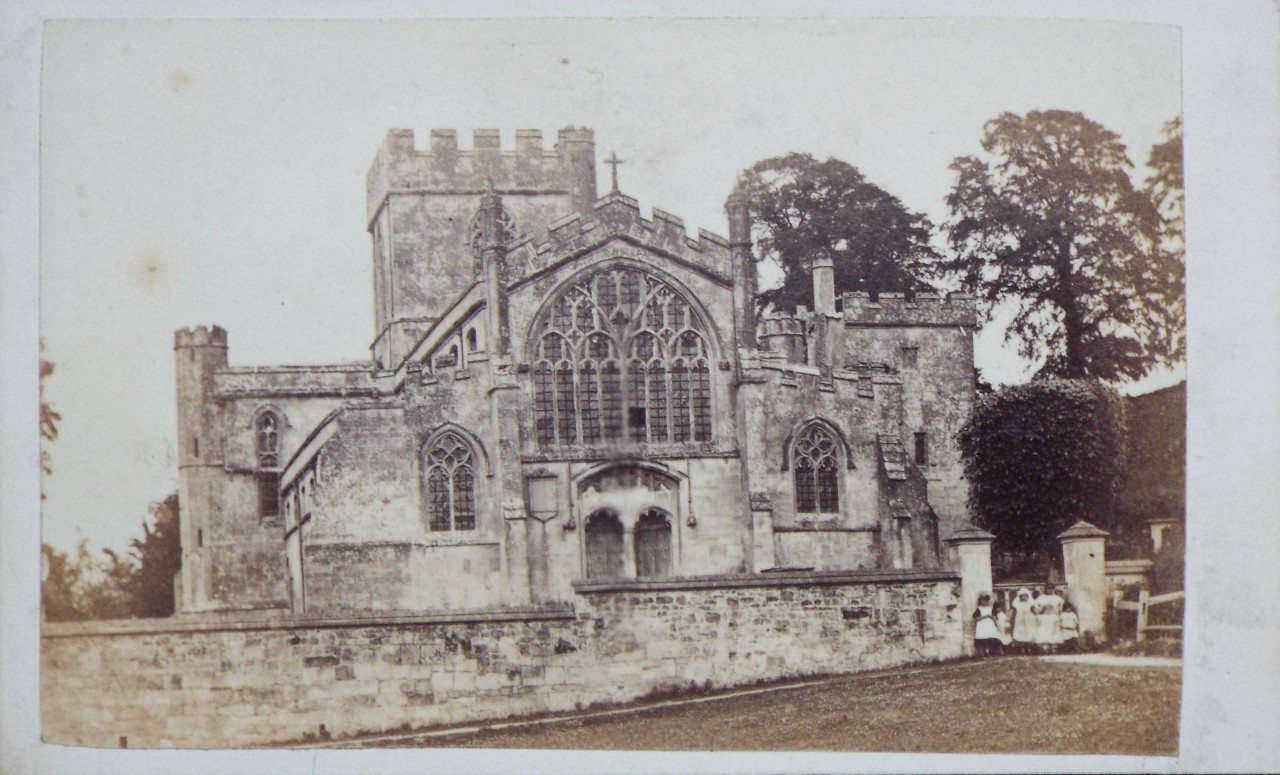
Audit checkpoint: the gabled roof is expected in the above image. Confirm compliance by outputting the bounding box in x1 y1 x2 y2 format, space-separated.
502 192 734 291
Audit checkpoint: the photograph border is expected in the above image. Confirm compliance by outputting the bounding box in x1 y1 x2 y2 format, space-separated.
4 1 1279 773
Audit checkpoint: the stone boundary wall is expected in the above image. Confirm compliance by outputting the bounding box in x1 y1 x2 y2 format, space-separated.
41 570 962 748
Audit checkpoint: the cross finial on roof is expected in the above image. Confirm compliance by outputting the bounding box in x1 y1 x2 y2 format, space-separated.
604 151 624 193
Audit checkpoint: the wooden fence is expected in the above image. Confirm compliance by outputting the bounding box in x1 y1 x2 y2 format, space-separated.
1114 589 1184 641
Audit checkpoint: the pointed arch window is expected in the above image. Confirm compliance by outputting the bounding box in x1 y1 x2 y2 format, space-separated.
423 432 477 531
255 412 283 518
530 266 714 447
793 424 840 514
257 413 280 467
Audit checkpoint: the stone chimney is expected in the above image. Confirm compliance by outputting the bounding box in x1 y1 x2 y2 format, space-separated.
725 192 757 351
812 255 836 317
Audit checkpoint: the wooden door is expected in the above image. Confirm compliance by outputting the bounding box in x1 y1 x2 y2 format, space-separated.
635 508 672 578
585 510 625 579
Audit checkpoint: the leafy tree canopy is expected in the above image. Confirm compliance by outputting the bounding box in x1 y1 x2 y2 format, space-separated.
127 493 182 618
42 493 181 621
1144 117 1185 362
736 153 941 312
958 378 1126 558
946 110 1183 382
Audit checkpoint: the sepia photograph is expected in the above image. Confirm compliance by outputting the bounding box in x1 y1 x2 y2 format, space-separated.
4 3 1279 773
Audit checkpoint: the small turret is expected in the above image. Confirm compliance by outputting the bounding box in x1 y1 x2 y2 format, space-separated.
555 126 597 212
474 184 512 357
725 192 757 351
812 256 836 317
173 325 228 471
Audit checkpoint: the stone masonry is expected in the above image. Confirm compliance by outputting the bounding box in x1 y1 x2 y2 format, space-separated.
42 571 962 748
46 127 988 746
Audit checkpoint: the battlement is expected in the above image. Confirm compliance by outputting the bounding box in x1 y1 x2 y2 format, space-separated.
758 315 808 337
174 325 228 348
503 192 733 287
841 291 976 328
366 126 597 224
378 126 587 157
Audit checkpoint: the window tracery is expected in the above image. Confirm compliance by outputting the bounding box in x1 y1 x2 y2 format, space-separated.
256 412 282 518
423 432 477 531
257 413 280 467
467 205 517 252
531 266 714 446
793 424 840 514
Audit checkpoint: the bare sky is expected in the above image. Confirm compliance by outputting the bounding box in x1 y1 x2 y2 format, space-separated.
38 17 1183 554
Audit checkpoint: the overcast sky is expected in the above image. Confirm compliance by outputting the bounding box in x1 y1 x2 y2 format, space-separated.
39 17 1182 555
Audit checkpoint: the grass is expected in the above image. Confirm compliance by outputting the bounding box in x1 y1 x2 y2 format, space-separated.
1109 637 1183 659
368 657 1180 754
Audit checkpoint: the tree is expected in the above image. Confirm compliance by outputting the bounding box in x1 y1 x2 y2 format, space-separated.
41 542 88 622
1144 117 1185 362
124 493 182 618
736 153 941 312
40 492 181 621
958 379 1126 565
946 110 1182 382
41 539 131 621
40 338 61 497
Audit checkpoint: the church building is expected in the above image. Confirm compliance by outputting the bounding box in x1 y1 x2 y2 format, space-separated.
173 127 977 616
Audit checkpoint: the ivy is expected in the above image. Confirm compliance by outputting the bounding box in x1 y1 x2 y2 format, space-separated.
958 379 1126 556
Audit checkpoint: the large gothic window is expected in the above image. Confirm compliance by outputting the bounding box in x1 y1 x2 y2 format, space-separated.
793 424 840 514
423 432 477 531
532 266 714 447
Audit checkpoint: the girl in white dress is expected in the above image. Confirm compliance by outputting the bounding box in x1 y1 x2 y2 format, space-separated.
1011 587 1036 653
1035 587 1065 651
995 601 1012 645
1059 602 1081 652
973 593 1011 656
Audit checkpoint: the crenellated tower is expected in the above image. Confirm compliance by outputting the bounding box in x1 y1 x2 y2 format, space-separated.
365 127 598 369
173 325 228 612
840 291 977 539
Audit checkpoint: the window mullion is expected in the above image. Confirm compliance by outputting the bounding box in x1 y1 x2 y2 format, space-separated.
446 470 455 530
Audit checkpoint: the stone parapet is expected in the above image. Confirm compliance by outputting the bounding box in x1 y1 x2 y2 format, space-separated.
213 364 381 399
173 325 228 348
41 605 575 639
366 127 596 224
842 292 977 327
502 193 733 290
572 567 956 594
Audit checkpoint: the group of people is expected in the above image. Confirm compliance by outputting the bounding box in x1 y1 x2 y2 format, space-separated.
973 587 1081 656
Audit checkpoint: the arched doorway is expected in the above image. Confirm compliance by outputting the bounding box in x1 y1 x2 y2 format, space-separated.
584 509 625 579
635 508 673 578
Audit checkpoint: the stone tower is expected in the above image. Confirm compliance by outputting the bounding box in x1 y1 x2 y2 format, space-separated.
364 127 598 369
174 325 292 613
840 292 977 539
173 325 228 612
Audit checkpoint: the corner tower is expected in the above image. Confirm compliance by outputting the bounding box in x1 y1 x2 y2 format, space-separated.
365 127 598 369
173 325 228 612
